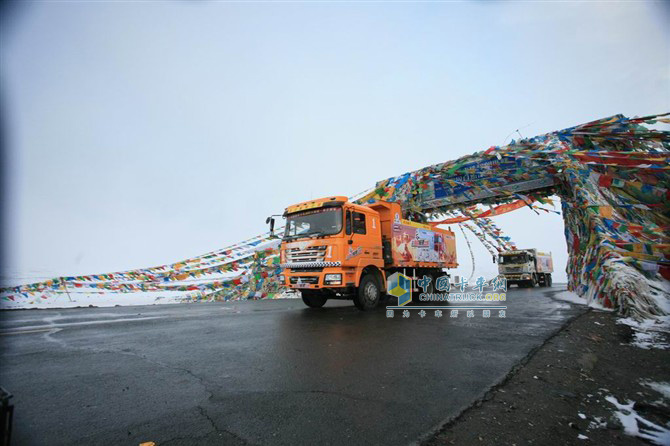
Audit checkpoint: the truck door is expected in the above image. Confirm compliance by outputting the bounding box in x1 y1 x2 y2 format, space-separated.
350 210 366 264
354 211 383 264
344 210 373 266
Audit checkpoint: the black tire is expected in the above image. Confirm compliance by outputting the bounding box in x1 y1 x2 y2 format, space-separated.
521 279 534 288
434 272 449 305
546 274 552 287
301 291 327 308
354 274 381 311
427 273 437 294
412 272 438 303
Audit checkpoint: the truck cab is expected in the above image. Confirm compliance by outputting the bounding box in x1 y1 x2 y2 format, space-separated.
498 249 553 288
277 196 386 310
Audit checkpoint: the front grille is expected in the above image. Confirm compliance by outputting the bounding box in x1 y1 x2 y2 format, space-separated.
291 268 324 273
286 245 327 263
290 276 319 285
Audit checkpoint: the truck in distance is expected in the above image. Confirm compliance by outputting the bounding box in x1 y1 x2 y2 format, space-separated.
270 196 458 310
498 249 553 288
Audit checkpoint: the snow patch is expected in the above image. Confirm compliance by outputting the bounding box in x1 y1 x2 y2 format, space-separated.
1 286 300 310
605 396 670 445
274 290 300 299
0 290 186 309
553 290 611 310
588 416 607 430
640 380 670 401
618 316 670 350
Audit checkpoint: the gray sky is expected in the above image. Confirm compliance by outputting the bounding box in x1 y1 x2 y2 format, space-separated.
1 1 668 285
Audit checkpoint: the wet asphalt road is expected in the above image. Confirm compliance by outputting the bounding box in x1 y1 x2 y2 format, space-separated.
0 285 584 445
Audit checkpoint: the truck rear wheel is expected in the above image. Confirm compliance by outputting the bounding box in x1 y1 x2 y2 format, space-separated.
546 274 552 287
412 272 441 303
354 275 380 311
301 291 327 308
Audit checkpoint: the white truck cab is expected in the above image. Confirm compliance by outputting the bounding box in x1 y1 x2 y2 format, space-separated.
498 249 553 288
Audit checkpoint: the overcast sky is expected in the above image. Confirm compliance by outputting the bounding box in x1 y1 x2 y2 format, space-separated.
1 1 668 286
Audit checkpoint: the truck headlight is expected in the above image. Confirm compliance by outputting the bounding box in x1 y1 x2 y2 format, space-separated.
279 275 285 283
324 274 342 285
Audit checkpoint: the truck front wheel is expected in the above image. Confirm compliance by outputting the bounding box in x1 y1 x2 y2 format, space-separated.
301 291 327 308
354 275 380 311
523 276 537 288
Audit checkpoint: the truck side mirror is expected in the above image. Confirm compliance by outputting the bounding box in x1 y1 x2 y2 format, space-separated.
266 217 275 237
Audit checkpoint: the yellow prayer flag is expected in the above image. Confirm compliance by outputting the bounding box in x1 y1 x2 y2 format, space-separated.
599 206 613 218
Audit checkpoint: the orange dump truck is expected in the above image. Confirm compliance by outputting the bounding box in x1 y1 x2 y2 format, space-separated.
270 196 458 310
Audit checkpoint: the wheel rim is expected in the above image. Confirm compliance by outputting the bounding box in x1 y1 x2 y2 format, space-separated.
365 283 378 304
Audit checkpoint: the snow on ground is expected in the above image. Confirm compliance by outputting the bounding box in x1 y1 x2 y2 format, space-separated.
588 416 607 430
1 288 301 310
605 396 670 446
640 380 670 406
0 290 186 310
552 290 611 311
617 316 670 350
275 290 300 299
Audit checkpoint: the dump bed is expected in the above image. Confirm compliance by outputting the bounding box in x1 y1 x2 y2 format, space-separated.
365 200 457 269
389 217 457 268
535 252 554 273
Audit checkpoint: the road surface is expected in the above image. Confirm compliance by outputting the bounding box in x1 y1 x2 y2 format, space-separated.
0 286 584 445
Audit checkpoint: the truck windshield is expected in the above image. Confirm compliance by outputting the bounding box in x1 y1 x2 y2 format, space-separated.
500 254 528 264
284 207 343 240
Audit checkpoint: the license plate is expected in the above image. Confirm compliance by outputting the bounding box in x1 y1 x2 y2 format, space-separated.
294 283 310 289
